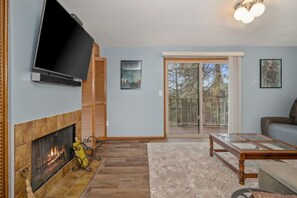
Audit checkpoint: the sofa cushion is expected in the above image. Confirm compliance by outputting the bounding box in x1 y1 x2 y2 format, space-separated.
289 99 297 118
268 123 297 145
259 162 297 195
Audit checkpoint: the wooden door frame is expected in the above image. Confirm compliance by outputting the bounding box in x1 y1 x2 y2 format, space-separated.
1 0 8 197
164 59 203 137
163 58 228 137
95 57 107 139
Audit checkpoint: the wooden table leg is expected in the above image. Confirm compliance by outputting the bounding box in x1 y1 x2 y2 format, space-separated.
239 159 245 185
209 135 213 157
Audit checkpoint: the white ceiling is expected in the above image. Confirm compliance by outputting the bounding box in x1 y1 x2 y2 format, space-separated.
59 0 297 47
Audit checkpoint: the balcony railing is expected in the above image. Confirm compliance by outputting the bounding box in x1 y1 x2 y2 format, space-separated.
169 97 228 127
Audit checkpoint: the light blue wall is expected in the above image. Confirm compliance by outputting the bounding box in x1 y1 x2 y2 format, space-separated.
103 48 165 137
102 47 297 137
240 47 297 132
7 1 297 197
9 0 82 196
10 0 82 125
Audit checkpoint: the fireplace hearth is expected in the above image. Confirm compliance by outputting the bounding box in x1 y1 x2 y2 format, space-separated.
31 125 75 191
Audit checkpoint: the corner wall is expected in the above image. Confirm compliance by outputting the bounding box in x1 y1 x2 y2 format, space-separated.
101 46 297 137
9 0 82 196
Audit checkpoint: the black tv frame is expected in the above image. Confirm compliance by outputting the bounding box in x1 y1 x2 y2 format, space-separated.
31 0 93 86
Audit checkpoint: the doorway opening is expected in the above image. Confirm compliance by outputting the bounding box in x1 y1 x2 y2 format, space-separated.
165 59 229 137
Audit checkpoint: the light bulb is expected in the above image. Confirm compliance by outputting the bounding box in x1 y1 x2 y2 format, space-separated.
242 12 254 24
250 2 265 17
234 7 249 21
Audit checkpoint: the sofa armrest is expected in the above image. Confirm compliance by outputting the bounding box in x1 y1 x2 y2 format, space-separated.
261 117 294 136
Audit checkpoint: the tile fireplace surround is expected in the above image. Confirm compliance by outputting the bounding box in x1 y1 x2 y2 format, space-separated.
14 110 82 198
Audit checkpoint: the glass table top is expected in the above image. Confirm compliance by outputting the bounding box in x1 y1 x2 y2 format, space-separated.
232 143 267 150
213 133 297 151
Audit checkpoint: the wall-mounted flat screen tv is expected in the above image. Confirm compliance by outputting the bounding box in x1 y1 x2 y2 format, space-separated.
33 0 94 81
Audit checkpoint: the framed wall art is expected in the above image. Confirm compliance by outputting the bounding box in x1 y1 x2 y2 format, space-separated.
121 60 142 89
260 59 282 88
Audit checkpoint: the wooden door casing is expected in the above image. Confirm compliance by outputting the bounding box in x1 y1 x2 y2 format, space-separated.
0 0 8 197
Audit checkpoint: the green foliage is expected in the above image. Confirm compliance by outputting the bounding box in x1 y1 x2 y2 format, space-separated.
168 63 229 127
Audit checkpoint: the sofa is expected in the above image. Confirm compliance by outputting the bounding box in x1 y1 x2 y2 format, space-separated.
261 98 297 146
231 162 297 197
232 99 297 198
255 99 297 197
258 162 297 195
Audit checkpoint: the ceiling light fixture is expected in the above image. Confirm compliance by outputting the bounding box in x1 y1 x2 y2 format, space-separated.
234 0 265 24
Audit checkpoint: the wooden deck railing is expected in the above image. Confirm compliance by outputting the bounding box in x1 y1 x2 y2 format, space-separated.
169 97 228 127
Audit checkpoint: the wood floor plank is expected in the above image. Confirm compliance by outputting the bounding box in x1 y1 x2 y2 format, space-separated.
98 167 148 174
82 140 150 198
86 188 150 198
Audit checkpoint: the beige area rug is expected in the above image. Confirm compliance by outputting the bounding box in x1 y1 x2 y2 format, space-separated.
147 142 297 198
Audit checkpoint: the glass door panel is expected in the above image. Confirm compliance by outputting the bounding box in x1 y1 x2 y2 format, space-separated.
168 63 200 134
202 63 229 134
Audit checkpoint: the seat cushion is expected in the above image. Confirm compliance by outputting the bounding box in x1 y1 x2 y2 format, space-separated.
268 123 297 145
259 162 297 195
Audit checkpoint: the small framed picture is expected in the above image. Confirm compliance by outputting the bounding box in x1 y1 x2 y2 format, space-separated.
121 60 142 89
260 59 282 88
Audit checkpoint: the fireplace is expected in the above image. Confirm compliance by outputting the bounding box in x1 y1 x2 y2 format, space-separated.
31 125 75 191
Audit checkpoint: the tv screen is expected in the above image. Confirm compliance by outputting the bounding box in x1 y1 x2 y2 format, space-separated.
33 0 94 80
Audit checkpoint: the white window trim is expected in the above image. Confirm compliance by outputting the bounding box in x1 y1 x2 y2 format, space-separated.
162 52 244 58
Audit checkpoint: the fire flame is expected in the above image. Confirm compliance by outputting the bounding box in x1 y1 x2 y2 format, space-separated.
50 147 56 157
49 146 66 157
47 146 66 165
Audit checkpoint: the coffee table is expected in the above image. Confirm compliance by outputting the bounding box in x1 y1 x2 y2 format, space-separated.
209 133 297 185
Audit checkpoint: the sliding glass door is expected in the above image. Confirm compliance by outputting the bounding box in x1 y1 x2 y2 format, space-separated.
202 63 228 134
165 60 229 136
168 62 200 134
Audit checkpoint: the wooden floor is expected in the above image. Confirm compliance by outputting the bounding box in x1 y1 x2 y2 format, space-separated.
82 139 208 198
82 140 151 198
